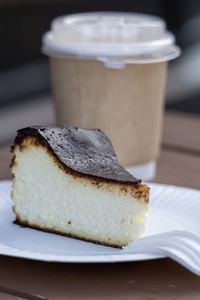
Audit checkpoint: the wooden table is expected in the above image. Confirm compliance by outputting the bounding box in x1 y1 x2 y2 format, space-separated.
0 111 199 300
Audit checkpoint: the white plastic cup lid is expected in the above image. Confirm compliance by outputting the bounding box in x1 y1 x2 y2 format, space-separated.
42 12 180 67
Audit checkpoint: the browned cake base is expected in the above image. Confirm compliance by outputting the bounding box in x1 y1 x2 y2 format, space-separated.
14 218 123 249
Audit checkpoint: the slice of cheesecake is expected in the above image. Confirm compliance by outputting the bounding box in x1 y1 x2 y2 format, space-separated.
11 126 149 248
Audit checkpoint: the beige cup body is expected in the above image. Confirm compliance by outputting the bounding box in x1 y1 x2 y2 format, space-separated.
50 57 167 166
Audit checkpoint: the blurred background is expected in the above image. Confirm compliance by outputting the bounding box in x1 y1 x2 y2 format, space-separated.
0 0 200 145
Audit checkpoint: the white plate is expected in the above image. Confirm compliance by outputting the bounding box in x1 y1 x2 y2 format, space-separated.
0 180 200 264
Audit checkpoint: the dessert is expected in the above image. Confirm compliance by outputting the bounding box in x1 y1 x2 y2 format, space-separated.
11 126 149 248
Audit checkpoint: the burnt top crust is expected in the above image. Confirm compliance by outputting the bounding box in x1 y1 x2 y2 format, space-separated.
13 126 141 184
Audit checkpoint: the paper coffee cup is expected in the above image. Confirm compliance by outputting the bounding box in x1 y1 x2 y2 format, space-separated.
42 12 180 180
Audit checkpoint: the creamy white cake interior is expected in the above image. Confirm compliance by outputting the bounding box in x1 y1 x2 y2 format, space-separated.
11 127 149 248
